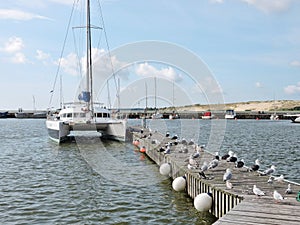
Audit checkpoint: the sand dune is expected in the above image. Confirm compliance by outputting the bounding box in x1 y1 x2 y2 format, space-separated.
176 100 300 112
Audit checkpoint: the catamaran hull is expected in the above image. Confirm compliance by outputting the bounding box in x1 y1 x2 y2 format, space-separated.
46 120 70 143
102 121 127 142
46 119 127 143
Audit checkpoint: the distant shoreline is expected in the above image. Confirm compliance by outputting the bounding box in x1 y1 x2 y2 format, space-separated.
174 100 300 112
1 100 300 113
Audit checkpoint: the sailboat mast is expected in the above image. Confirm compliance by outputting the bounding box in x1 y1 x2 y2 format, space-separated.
86 0 93 111
154 76 157 111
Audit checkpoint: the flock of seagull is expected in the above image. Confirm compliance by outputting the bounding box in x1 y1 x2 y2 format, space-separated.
154 131 295 203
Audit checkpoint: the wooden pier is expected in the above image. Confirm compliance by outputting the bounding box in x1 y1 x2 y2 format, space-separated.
132 128 300 224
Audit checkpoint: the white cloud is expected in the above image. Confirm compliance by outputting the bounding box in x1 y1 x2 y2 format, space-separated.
0 9 50 21
57 48 127 78
36 50 51 65
57 52 79 76
255 82 263 88
36 50 50 60
11 52 27 64
284 82 300 94
240 0 292 13
135 62 182 82
2 36 24 53
0 36 28 64
290 60 300 67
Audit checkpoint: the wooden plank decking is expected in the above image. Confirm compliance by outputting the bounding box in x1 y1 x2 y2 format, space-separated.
132 127 300 224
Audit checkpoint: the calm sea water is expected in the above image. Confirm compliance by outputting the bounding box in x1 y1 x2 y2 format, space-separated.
0 118 299 224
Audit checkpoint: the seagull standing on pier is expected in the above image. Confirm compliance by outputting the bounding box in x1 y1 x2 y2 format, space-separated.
198 170 207 179
171 134 178 140
164 145 171 155
285 184 293 194
253 185 265 197
274 175 284 182
188 154 197 166
181 138 187 145
191 149 200 159
200 161 208 172
188 139 195 145
262 165 276 176
198 161 208 179
228 153 238 163
215 152 220 160
221 150 233 160
273 190 284 202
267 176 274 184
223 168 232 182
236 159 245 168
187 163 196 170
208 159 219 169
250 159 260 172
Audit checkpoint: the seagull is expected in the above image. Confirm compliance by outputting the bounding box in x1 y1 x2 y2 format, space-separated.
182 146 188 153
236 159 245 168
285 184 293 194
198 170 207 179
191 149 200 159
158 147 165 152
273 190 284 202
165 131 170 137
267 176 274 184
253 185 265 196
215 152 220 160
188 139 195 145
181 138 187 145
226 180 233 189
195 144 204 153
189 155 197 166
208 159 219 169
250 159 260 172
228 153 238 163
221 150 233 160
187 164 196 170
274 175 284 182
164 145 171 155
223 168 232 182
200 161 208 172
151 139 158 144
171 134 178 140
262 165 276 176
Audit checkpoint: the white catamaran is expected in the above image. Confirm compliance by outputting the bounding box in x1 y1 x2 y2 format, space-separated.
46 0 127 143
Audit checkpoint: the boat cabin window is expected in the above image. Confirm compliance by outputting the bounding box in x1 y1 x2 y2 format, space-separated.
67 113 72 118
94 112 110 118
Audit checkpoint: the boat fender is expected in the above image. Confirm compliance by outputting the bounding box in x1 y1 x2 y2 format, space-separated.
172 176 186 192
194 193 213 212
132 140 140 146
139 146 146 153
159 163 171 176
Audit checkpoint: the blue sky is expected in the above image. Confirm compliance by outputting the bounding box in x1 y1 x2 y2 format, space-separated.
1 0 300 110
